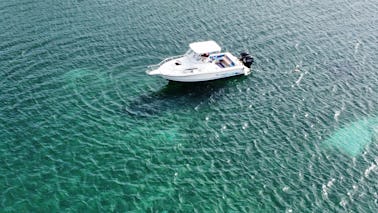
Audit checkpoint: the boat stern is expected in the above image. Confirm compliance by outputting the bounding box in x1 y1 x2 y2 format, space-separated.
244 66 251 75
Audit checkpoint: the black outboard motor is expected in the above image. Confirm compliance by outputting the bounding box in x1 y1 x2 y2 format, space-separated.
239 52 254 68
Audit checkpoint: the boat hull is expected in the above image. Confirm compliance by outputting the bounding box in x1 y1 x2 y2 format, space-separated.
160 67 250 82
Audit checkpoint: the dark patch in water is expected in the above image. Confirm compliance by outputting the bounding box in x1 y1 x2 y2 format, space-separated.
124 76 246 117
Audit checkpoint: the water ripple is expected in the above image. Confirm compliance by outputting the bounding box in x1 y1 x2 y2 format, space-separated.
1 0 378 211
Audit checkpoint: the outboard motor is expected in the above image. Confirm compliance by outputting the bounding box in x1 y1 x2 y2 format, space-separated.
239 52 254 68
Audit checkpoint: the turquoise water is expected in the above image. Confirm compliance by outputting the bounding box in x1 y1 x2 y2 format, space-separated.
323 117 378 157
1 0 378 211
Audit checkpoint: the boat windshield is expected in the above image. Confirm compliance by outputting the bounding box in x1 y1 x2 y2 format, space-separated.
185 49 194 56
185 49 201 60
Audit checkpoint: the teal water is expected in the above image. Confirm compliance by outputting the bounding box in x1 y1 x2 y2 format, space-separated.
1 0 378 211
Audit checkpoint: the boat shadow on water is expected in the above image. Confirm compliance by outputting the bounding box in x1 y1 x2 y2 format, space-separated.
124 76 248 117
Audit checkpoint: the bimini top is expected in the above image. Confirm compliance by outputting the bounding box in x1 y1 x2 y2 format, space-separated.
189 40 221 54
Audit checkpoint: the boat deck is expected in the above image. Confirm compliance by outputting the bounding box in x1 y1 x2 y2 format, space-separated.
211 54 236 68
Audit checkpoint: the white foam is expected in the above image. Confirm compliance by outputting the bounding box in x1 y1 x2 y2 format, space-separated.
295 73 305 85
339 198 347 207
354 41 361 54
334 110 341 121
364 163 377 177
322 184 328 197
298 171 304 181
332 85 338 93
327 178 336 187
294 65 301 72
322 178 336 198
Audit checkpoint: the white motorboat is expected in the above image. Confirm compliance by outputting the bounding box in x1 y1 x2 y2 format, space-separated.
146 41 254 82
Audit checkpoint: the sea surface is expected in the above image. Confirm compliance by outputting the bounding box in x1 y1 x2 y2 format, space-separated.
1 0 378 212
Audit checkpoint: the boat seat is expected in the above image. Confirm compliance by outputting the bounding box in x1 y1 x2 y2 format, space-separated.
216 61 225 68
223 56 234 67
221 59 230 67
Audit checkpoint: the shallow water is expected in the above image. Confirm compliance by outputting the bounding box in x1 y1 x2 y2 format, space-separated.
1 0 378 211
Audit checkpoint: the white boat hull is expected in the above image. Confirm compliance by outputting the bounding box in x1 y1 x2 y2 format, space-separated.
160 67 250 82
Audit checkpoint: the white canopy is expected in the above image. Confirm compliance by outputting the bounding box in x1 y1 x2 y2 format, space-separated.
189 40 221 54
